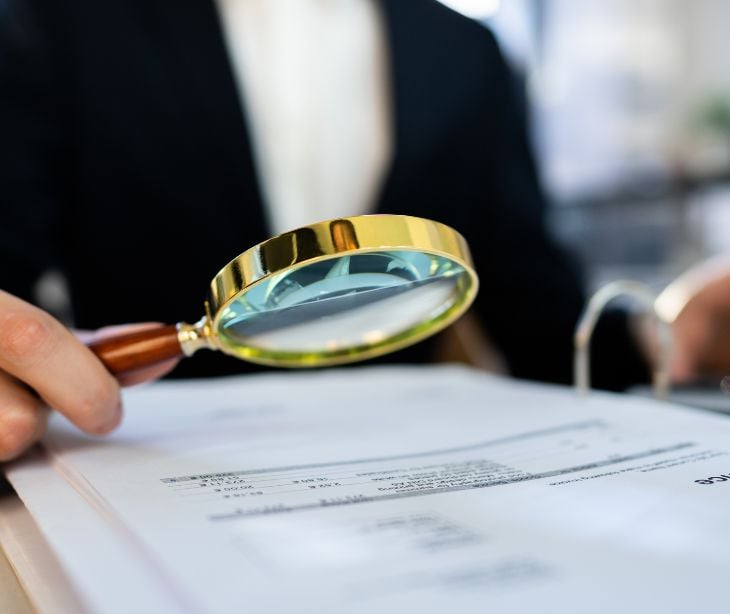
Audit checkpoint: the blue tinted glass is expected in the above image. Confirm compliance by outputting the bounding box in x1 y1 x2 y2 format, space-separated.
216 251 468 354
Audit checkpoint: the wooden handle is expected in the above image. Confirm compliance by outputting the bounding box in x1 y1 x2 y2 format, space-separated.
88 324 184 376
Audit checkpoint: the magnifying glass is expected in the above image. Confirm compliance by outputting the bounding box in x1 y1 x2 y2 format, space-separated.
89 215 479 375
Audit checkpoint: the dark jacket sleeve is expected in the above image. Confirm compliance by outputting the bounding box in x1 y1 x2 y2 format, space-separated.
0 0 67 302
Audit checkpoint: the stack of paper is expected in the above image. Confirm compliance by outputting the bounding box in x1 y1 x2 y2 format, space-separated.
3 365 730 613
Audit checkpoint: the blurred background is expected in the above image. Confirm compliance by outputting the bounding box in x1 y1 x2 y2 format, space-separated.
439 0 730 291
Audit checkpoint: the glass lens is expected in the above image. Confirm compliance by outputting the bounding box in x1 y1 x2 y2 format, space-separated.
215 251 472 361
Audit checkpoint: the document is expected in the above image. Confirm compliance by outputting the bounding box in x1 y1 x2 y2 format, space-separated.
6 365 730 613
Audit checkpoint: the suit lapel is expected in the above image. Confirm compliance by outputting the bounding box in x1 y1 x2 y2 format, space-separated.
148 0 268 241
376 0 447 214
145 0 445 226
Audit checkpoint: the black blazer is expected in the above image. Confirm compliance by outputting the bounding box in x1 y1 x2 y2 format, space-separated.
0 0 648 388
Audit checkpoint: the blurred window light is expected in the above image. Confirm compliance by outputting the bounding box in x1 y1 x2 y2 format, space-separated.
437 0 501 20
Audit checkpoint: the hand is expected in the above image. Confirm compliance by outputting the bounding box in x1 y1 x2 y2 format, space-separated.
0 290 179 461
655 257 730 382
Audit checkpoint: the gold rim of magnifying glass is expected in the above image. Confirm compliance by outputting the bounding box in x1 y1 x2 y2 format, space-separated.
180 215 479 367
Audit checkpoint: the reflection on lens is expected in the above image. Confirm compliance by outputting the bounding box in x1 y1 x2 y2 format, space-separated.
215 251 471 359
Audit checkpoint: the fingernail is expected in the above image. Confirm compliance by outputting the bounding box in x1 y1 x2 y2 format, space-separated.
95 401 123 435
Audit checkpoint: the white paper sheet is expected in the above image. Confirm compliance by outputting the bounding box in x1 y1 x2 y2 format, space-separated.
7 365 730 613
3 450 182 613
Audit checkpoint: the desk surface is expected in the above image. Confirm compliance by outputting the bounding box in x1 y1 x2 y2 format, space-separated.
0 486 86 614
0 477 32 612
0 523 33 614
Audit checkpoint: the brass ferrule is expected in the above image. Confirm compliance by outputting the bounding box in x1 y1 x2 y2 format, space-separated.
177 317 215 356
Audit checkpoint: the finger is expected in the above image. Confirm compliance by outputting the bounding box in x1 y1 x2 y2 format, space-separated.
0 372 49 462
657 258 730 322
669 269 730 380
81 323 181 386
0 290 121 435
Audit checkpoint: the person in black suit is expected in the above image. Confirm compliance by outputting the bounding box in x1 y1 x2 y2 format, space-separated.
0 0 728 462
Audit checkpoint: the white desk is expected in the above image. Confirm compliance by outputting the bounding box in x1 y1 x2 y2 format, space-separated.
0 487 86 614
0 543 33 614
0 493 37 614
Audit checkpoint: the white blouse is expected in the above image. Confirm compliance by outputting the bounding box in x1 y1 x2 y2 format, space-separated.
214 0 392 235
